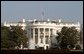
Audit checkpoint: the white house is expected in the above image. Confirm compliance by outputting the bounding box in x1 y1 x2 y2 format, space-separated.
4 19 80 50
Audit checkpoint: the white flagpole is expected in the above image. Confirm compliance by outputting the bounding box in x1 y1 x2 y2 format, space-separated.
42 11 44 21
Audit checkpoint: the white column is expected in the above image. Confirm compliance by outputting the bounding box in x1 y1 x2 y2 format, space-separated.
44 45 46 50
28 28 35 49
44 28 46 50
44 28 45 44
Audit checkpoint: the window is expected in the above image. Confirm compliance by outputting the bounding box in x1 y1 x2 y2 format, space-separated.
50 29 53 35
35 28 38 34
50 36 52 44
40 28 43 34
40 36 43 43
45 28 49 35
31 28 33 38
45 28 49 32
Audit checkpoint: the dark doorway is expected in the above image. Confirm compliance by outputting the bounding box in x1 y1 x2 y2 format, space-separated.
46 46 48 49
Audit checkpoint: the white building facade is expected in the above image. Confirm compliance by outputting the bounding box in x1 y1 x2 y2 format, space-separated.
4 19 80 50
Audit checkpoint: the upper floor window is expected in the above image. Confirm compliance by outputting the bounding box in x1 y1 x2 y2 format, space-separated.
35 28 38 34
40 28 44 34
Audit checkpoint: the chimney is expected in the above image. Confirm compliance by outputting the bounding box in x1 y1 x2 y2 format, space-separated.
34 19 36 22
23 19 25 23
4 21 7 26
47 19 50 21
59 19 61 23
77 21 80 27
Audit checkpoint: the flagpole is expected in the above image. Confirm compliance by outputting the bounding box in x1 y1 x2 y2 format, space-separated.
41 11 44 21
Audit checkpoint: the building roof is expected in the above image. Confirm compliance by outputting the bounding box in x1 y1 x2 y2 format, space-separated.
28 20 76 24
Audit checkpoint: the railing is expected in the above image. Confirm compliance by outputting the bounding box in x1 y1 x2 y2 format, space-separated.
29 22 78 26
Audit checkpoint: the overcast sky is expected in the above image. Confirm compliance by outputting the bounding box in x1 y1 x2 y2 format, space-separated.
1 1 83 24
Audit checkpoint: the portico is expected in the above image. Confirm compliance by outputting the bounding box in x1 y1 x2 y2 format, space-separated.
28 27 53 50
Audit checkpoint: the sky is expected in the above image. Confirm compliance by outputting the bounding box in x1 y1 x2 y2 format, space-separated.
1 1 83 24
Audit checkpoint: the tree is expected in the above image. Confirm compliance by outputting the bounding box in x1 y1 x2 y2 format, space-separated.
1 26 16 48
1 26 28 49
56 26 80 49
9 26 28 47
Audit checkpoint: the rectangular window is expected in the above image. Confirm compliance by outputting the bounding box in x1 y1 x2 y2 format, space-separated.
31 28 33 38
35 28 38 34
40 36 43 43
50 36 52 44
40 28 44 34
45 28 49 36
35 28 38 44
50 29 53 35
